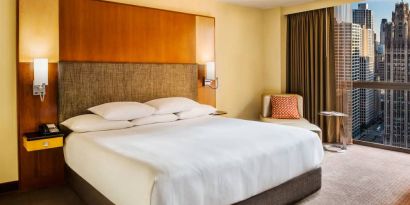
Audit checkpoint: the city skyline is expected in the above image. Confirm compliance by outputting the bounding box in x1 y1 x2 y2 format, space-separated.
336 1 410 148
353 0 408 42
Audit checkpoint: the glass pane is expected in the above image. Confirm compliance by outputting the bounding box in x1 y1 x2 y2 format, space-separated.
335 2 410 149
354 89 409 149
353 88 383 144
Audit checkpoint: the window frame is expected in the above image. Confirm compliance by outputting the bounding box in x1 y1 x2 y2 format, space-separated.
352 81 410 153
353 81 410 91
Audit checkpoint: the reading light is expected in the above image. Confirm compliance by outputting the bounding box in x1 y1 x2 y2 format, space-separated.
204 61 218 89
33 58 48 102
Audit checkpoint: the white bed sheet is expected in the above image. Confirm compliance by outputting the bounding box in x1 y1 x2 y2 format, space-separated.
64 116 324 205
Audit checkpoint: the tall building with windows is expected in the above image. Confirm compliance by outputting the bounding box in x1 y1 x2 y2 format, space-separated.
375 43 385 81
359 28 376 126
378 19 388 82
385 2 410 148
334 22 362 137
353 3 374 29
353 3 376 134
375 43 385 120
380 18 388 45
374 20 387 142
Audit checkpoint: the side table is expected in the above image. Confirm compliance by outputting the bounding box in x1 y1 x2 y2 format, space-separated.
319 111 348 153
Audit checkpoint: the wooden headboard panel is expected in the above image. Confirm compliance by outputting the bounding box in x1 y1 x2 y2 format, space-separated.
58 62 198 122
59 0 197 63
59 0 215 106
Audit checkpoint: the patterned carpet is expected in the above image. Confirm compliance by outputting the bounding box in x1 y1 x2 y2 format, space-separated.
299 145 410 205
0 145 409 205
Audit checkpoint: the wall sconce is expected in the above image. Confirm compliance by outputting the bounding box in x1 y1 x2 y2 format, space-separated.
203 61 218 89
33 58 48 102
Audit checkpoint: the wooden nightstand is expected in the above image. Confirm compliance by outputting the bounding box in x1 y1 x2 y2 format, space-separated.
211 110 227 115
23 132 64 152
20 132 65 191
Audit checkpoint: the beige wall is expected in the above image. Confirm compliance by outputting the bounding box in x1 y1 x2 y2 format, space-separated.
214 4 264 120
0 0 18 184
263 7 287 94
282 0 361 15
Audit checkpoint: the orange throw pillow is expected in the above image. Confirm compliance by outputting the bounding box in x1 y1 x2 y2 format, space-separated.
271 96 300 119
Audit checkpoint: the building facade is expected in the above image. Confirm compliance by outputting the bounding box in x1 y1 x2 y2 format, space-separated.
380 18 388 45
353 3 376 136
353 3 374 29
334 21 362 137
375 43 385 81
384 2 410 148
375 43 385 120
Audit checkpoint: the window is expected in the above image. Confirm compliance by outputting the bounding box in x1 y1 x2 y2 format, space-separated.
335 2 410 150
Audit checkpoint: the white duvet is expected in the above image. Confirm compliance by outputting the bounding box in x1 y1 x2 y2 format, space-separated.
64 116 324 205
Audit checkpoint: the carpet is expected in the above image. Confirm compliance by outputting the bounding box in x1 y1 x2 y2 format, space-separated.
299 145 410 205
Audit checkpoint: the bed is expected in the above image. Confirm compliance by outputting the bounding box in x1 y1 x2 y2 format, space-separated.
59 62 324 205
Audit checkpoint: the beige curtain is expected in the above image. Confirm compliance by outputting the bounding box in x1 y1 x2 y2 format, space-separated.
287 8 337 143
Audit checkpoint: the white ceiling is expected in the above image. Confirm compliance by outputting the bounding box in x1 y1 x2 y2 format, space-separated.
218 0 317 9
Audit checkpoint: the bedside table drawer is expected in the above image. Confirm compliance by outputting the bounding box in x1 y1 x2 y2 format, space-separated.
23 136 63 152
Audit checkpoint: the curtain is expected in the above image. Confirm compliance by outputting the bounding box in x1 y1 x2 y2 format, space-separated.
287 8 337 142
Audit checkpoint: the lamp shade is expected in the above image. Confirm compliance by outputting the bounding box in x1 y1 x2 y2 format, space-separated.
206 62 216 80
33 58 48 86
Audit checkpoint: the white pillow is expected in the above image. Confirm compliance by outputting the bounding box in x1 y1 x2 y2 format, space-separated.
145 97 200 115
176 104 216 120
88 102 155 121
131 114 178 126
61 114 133 133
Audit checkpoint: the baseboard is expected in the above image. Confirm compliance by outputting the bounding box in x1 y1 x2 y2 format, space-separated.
0 181 19 194
353 140 410 154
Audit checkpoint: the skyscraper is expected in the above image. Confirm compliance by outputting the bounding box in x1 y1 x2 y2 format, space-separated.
353 3 374 29
375 43 385 81
384 2 410 148
334 22 362 137
375 43 385 120
375 20 387 139
359 28 376 126
353 3 376 135
378 19 388 83
380 18 388 45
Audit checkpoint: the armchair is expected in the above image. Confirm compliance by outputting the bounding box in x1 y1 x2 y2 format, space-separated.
260 94 322 140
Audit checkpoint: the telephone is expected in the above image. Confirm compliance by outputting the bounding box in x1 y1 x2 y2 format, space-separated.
39 124 60 135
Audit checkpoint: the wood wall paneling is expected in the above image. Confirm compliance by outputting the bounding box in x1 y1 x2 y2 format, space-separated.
195 16 215 64
17 63 64 191
59 0 196 63
197 65 216 107
196 16 216 106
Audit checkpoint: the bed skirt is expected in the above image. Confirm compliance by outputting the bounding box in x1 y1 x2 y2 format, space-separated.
66 166 321 205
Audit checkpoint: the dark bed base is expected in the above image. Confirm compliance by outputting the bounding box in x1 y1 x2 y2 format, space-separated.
233 168 321 205
66 166 321 205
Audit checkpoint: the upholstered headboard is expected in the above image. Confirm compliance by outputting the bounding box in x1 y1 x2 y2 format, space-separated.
58 62 198 122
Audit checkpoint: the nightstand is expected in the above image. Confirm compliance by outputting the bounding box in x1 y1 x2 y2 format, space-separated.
20 132 65 191
23 132 64 152
212 110 227 115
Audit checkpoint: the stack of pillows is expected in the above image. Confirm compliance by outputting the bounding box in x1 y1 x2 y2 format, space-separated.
61 97 216 133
